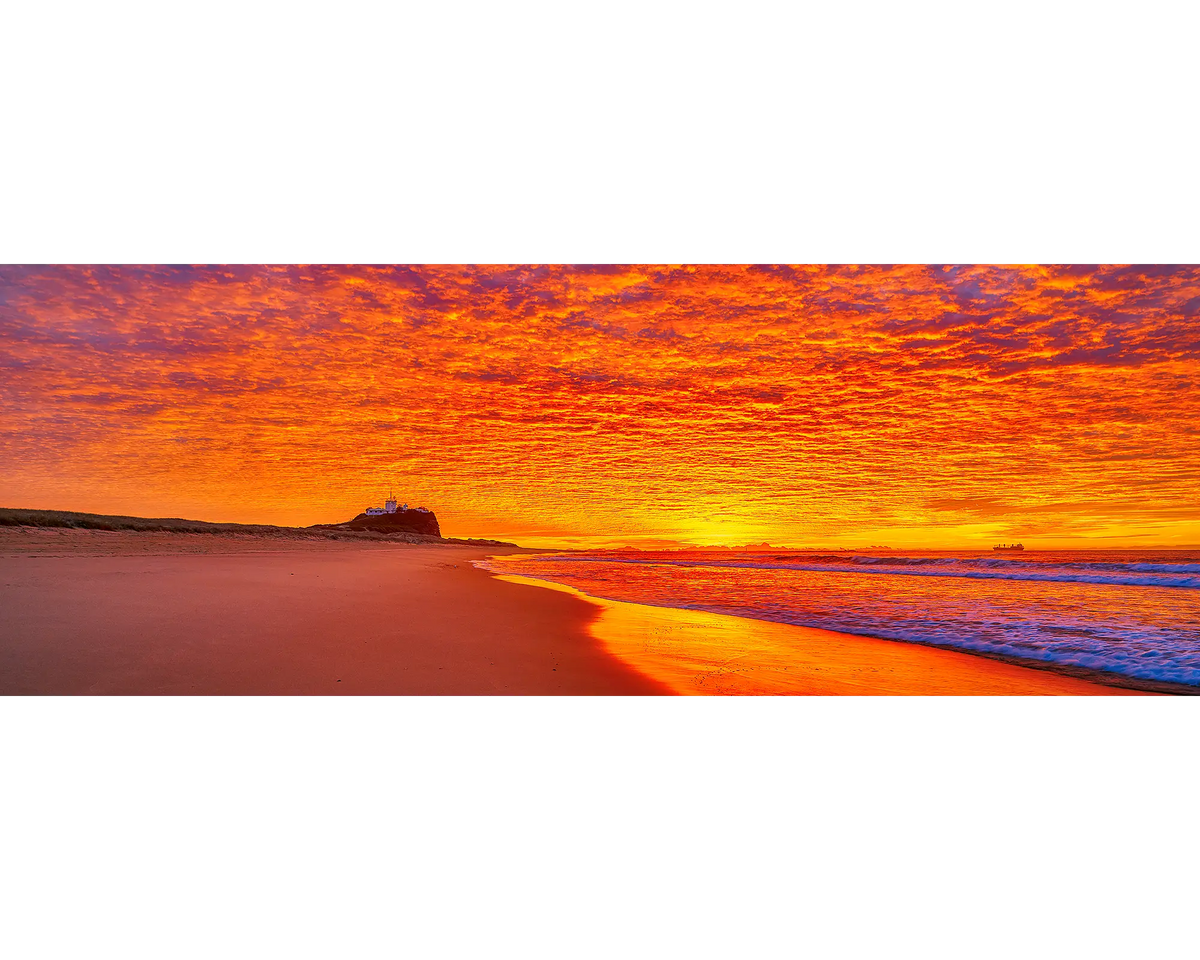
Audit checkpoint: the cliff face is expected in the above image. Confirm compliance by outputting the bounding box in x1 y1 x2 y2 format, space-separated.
338 509 441 537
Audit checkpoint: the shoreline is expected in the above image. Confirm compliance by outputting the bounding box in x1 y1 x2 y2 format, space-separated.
487 570 1181 695
1 526 1188 695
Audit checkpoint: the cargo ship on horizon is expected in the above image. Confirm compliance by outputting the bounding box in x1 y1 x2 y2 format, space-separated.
993 542 1025 552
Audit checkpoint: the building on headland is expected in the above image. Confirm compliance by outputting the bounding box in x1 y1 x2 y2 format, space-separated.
365 492 407 516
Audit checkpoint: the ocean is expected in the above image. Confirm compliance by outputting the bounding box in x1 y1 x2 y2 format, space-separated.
481 549 1200 688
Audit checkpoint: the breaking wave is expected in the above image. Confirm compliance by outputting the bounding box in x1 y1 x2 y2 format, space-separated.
542 553 1200 590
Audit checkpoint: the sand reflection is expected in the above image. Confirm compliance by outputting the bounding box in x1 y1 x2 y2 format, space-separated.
493 573 1141 695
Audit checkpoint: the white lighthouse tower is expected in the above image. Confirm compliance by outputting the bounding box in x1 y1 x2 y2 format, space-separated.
366 490 402 516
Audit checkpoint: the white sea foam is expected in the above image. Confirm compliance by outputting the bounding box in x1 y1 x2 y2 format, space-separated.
676 604 1200 687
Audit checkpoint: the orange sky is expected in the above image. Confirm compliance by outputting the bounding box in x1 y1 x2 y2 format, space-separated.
2 264 1198 548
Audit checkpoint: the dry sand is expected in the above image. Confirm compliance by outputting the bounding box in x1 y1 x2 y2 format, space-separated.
0 527 1147 695
0 529 665 695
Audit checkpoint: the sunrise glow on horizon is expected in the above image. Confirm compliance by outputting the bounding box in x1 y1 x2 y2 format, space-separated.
2 264 1198 549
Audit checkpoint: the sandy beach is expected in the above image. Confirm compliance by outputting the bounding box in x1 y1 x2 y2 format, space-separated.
0 528 664 695
0 527 1147 695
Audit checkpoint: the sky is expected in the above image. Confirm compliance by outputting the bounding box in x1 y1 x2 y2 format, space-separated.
2 264 1198 548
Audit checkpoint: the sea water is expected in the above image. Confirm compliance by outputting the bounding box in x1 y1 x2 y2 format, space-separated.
481 549 1200 687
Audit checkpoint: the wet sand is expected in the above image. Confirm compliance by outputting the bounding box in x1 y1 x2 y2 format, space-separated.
494 574 1150 695
0 528 1147 695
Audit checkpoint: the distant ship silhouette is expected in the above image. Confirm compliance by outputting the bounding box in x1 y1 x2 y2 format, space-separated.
993 542 1024 552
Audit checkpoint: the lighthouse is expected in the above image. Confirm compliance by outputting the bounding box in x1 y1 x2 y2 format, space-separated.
365 490 403 516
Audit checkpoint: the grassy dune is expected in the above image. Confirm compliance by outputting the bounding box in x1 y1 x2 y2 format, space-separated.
0 507 514 546
0 507 293 534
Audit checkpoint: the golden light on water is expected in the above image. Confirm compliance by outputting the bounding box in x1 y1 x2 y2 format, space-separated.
2 264 1198 548
492 573 1138 695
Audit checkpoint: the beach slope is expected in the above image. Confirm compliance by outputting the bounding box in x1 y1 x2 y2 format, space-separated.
0 529 664 695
